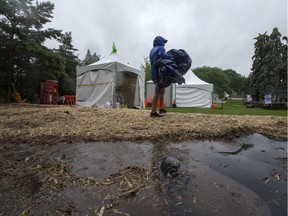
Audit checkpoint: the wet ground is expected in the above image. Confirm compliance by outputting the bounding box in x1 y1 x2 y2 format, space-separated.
0 133 287 216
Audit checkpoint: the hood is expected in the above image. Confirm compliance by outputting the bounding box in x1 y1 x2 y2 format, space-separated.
153 36 168 47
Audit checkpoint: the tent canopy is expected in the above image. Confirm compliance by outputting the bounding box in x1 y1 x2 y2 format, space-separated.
76 53 145 108
176 71 213 108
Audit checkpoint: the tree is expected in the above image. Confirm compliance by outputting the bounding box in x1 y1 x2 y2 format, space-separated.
0 0 65 102
140 56 151 81
250 28 287 102
56 32 80 95
193 66 231 98
224 69 248 96
80 49 101 66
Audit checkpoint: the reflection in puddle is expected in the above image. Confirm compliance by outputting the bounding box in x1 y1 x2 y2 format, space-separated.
70 141 153 179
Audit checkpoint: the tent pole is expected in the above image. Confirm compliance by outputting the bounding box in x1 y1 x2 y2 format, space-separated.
170 84 173 107
112 64 115 108
112 62 118 108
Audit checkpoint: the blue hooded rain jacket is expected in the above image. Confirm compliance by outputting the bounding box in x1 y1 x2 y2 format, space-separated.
149 36 174 81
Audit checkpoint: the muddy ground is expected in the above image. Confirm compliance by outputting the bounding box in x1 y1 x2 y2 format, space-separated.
0 104 287 216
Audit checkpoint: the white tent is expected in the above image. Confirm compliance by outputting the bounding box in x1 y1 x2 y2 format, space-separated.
76 54 145 108
176 71 213 108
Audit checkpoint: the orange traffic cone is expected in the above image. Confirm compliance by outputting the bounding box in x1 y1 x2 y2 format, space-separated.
156 100 160 108
162 100 166 108
144 99 148 107
172 99 177 108
147 98 152 107
157 100 166 108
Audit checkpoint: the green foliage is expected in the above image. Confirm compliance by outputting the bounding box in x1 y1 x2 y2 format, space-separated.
193 67 248 98
140 56 151 81
80 49 101 66
224 69 248 96
250 28 287 102
0 0 80 102
56 31 80 95
193 66 231 98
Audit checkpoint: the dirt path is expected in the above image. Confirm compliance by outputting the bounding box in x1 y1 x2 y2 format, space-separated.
0 104 286 145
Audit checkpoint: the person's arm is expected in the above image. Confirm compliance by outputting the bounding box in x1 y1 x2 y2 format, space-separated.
158 47 173 60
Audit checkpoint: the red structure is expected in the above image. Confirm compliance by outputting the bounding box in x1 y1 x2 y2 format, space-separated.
40 80 58 105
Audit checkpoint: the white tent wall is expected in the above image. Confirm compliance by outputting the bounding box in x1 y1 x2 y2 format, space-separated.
76 54 145 108
175 72 213 108
176 85 212 108
134 77 141 106
76 70 113 107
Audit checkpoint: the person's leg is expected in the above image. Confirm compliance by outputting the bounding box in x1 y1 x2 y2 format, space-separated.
159 88 165 109
151 85 163 117
151 92 161 113
159 88 167 113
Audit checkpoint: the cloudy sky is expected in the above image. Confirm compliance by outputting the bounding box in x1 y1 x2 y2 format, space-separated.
41 0 287 77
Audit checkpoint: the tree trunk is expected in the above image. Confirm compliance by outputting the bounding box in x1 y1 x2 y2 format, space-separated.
6 46 14 103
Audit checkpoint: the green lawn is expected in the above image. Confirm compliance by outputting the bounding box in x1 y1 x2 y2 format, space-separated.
148 101 287 116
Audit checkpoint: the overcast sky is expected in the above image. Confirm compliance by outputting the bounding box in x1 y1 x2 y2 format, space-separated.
41 0 287 77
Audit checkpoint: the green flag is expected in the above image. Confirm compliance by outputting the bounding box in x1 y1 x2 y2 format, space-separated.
111 41 117 54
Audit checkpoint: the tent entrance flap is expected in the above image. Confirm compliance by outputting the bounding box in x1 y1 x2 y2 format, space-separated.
115 72 138 108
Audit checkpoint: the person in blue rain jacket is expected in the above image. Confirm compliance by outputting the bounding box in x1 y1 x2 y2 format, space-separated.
149 36 174 117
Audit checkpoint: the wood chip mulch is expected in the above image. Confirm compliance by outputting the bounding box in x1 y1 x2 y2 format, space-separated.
0 103 286 146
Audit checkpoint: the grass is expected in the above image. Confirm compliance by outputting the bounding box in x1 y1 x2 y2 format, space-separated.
147 101 287 116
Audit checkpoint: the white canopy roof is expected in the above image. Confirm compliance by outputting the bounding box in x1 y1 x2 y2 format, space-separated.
77 54 144 79
184 71 212 87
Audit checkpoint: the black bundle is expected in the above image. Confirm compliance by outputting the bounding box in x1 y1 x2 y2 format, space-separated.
156 49 192 88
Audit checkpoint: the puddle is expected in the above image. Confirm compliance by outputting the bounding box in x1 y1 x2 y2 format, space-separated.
71 141 152 179
159 134 287 216
59 134 287 215
0 133 287 216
